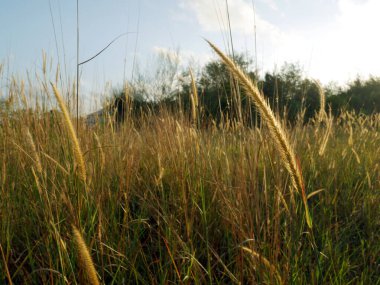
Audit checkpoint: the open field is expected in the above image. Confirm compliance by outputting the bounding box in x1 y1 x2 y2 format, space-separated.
1 55 380 284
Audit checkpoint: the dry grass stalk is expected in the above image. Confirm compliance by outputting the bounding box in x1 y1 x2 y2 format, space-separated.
319 113 333 156
25 128 42 173
0 243 13 285
241 246 283 284
348 124 353 146
31 167 43 196
55 64 60 85
93 132 105 173
189 68 198 124
351 147 361 164
190 93 197 124
20 80 28 110
51 83 86 183
40 151 70 176
42 51 47 76
61 193 76 224
124 82 132 119
206 40 312 228
314 80 326 122
72 225 100 285
12 141 40 171
1 155 6 191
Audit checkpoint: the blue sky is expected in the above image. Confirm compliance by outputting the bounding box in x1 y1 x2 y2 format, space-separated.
1 0 380 112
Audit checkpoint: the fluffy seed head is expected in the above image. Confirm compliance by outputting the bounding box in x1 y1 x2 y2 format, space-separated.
51 83 86 183
72 225 100 285
206 40 312 228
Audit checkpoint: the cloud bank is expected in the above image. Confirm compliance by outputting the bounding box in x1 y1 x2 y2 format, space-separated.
179 0 380 84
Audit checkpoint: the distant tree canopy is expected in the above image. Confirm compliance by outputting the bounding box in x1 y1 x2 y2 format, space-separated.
328 77 380 115
110 54 380 125
260 63 320 122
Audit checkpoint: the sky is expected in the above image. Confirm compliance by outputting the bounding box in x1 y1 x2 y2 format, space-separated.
1 0 380 113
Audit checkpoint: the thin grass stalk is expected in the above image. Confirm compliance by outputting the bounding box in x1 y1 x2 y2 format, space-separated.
206 40 312 228
189 68 198 125
0 243 12 285
241 246 283 284
40 151 70 176
1 152 6 192
314 80 326 122
190 94 196 124
25 127 42 174
76 0 80 132
31 167 43 196
51 83 86 183
189 68 198 107
348 123 353 146
124 82 132 121
93 132 105 173
318 115 333 156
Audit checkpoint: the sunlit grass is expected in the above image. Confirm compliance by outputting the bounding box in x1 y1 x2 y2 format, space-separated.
0 56 379 284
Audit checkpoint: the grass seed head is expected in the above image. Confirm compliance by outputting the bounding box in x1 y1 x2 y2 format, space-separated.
51 83 87 183
206 39 312 228
72 225 100 285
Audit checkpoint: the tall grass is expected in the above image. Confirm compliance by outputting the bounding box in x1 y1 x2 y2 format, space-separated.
0 54 379 284
207 40 312 228
72 225 100 285
51 83 86 183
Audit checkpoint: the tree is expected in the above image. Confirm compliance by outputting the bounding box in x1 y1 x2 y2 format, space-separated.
260 63 321 123
196 54 256 123
327 76 380 115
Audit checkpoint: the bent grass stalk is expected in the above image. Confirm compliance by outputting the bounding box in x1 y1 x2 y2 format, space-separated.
51 83 86 183
25 127 42 173
40 151 70 176
206 40 312 228
0 243 12 285
241 246 283 284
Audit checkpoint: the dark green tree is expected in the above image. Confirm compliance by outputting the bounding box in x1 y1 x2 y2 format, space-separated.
327 76 380 115
196 54 256 123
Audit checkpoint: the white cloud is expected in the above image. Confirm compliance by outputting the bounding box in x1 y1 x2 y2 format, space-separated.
254 0 380 84
152 46 212 68
179 0 380 84
308 0 380 83
178 0 288 74
179 0 282 40
178 0 319 74
258 0 278 11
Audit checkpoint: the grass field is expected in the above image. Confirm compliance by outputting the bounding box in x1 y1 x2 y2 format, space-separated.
0 50 379 284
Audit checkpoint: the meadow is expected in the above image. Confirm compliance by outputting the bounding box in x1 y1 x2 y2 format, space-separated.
0 46 379 284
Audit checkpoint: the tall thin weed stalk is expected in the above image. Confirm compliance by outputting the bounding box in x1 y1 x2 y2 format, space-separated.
189 68 198 124
206 40 312 228
51 83 86 183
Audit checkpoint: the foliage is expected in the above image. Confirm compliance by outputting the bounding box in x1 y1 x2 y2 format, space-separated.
328 77 380 115
111 56 380 126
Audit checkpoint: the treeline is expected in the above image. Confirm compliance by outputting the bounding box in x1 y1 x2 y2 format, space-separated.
111 54 380 124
